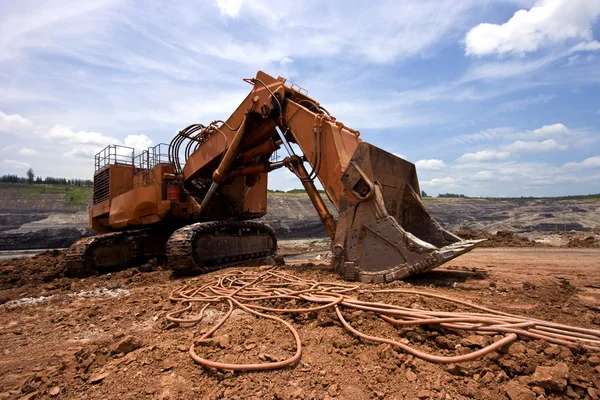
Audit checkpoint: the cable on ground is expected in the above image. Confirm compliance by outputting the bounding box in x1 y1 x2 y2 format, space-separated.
166 269 600 371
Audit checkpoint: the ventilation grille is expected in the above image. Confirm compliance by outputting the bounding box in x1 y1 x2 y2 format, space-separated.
93 168 110 205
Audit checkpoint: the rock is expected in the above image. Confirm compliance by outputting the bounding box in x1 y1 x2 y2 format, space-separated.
588 387 598 400
161 361 175 371
48 387 60 397
217 335 230 349
588 355 600 367
531 386 545 396
435 336 455 350
506 342 526 356
405 370 417 382
88 372 109 384
20 383 38 395
530 363 569 392
498 357 520 375
19 392 38 400
258 353 277 362
556 347 573 361
565 386 579 399
417 389 431 399
543 345 561 357
445 364 462 376
505 381 536 400
480 372 494 384
461 335 488 348
327 384 338 397
495 370 509 383
111 336 142 354
288 387 305 399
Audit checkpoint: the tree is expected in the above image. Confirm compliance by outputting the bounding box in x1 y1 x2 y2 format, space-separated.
421 190 429 198
26 168 35 184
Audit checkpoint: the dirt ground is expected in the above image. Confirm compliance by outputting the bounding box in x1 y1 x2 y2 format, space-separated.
1 244 599 399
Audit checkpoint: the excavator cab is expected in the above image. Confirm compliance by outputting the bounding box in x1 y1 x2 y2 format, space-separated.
331 143 482 283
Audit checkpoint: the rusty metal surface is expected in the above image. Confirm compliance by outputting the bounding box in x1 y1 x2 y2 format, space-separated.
166 221 277 274
81 70 479 283
332 143 482 283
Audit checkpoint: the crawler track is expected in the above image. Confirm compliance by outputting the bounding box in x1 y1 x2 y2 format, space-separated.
64 230 168 277
167 221 277 274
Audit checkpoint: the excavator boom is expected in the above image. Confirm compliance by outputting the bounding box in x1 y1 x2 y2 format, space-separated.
173 71 482 282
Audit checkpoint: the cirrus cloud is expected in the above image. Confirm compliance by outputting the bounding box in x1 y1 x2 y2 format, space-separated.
503 138 567 152
456 149 511 163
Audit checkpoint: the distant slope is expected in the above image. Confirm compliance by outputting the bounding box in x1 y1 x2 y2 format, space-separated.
0 184 599 250
0 183 91 212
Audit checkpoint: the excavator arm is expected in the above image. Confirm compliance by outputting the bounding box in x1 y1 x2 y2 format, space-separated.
174 71 481 283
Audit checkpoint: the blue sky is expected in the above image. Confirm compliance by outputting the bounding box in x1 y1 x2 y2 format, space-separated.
0 0 599 196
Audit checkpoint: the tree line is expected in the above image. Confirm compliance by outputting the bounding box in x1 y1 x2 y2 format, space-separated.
0 169 93 186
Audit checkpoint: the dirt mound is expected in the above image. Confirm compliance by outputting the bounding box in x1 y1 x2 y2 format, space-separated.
567 235 600 248
1 250 599 400
454 230 543 248
0 250 66 292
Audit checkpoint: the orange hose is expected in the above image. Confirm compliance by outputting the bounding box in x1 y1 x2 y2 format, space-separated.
166 270 600 371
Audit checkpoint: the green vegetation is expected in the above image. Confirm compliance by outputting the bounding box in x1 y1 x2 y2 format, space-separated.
438 193 468 198
0 182 93 207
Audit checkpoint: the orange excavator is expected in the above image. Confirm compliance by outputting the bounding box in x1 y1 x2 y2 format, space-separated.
65 71 481 282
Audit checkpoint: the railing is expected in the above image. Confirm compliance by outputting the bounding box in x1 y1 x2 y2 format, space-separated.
150 143 170 167
94 143 171 172
95 145 135 172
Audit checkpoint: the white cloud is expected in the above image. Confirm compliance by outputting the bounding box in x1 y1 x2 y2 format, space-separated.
465 0 600 57
0 111 152 161
563 156 600 169
123 134 153 151
472 170 495 181
280 57 294 67
63 147 101 159
43 125 118 147
452 123 574 145
0 111 34 135
516 123 570 139
569 40 600 53
503 138 567 152
0 159 29 170
217 0 244 17
415 159 446 170
17 148 40 156
452 127 516 144
456 149 511 163
423 177 457 187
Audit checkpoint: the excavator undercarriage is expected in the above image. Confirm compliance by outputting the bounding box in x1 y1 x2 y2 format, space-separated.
67 71 481 282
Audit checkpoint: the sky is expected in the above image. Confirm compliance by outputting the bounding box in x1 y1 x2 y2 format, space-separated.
0 0 599 197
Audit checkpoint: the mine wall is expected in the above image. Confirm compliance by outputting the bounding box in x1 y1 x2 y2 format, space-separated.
0 192 599 250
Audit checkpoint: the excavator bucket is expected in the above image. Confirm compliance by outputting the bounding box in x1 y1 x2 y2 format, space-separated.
332 142 483 283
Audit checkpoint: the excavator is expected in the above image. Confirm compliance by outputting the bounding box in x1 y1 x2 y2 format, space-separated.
65 71 481 283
